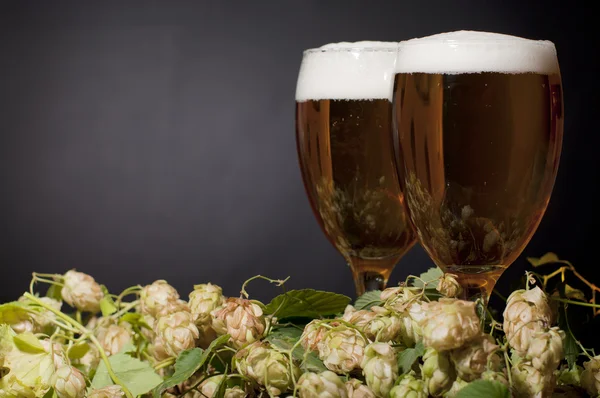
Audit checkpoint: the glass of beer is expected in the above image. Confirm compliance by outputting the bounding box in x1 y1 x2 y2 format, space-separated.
392 31 563 301
296 42 417 295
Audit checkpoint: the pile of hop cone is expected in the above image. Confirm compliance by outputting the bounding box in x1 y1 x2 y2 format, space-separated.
0 253 599 398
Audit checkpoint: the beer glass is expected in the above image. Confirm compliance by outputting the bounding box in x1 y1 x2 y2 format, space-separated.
296 42 416 295
392 31 563 301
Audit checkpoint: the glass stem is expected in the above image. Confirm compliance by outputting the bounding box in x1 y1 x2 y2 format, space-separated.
350 257 398 296
453 271 502 305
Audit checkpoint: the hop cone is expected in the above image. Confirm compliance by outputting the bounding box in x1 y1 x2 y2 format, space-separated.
422 348 456 397
73 343 100 374
95 322 133 356
343 305 377 330
360 343 398 397
235 342 300 396
419 298 480 351
450 334 500 381
53 365 86 398
389 373 427 398
18 296 62 333
318 325 368 374
301 319 331 353
525 327 565 372
503 287 553 355
156 311 200 357
212 298 266 349
511 360 555 398
345 378 376 398
61 270 104 312
189 283 224 325
382 288 425 346
437 274 462 298
40 339 69 369
87 385 125 398
362 307 402 343
297 371 348 398
581 355 600 396
140 280 185 318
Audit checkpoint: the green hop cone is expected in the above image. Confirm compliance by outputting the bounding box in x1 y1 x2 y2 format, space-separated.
17 296 62 333
389 373 427 398
419 298 481 351
224 386 246 398
297 371 348 398
450 334 500 381
72 343 100 375
442 378 469 398
525 327 565 372
422 347 456 397
197 375 246 398
382 287 426 347
189 283 224 325
301 319 332 353
318 325 368 374
211 298 266 349
343 305 378 330
53 365 86 398
511 360 555 398
234 341 300 396
95 322 133 356
61 270 104 313
0 326 59 397
156 311 200 357
581 355 600 396
87 385 125 398
360 342 398 397
140 280 187 318
362 307 403 343
436 274 462 298
345 378 376 398
503 287 554 355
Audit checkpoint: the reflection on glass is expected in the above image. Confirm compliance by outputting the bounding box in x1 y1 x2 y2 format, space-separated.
392 31 563 301
296 42 416 295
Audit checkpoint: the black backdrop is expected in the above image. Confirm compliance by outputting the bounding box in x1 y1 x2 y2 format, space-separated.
1 0 598 306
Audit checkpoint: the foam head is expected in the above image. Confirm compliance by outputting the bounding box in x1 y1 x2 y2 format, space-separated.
396 31 559 75
295 41 398 102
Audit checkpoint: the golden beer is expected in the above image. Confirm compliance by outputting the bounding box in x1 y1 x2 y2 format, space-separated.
392 32 563 299
296 43 416 294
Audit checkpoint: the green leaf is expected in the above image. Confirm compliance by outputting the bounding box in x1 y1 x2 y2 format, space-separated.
410 267 443 288
565 285 586 301
46 284 63 301
91 353 162 396
0 302 32 325
152 334 230 398
455 380 509 398
264 289 351 319
99 297 118 317
354 290 383 310
527 252 560 267
397 342 425 374
13 332 45 353
67 343 90 360
265 326 327 373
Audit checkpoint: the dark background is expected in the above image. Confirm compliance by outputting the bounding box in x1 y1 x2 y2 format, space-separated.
0 1 598 305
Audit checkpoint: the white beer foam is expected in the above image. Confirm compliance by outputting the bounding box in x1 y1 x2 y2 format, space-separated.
295 41 398 101
396 31 559 74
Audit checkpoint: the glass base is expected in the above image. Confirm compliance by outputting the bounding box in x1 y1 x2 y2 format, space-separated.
445 265 505 304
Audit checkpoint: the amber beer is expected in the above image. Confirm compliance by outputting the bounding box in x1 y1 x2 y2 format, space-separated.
392 32 563 298
296 43 416 294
